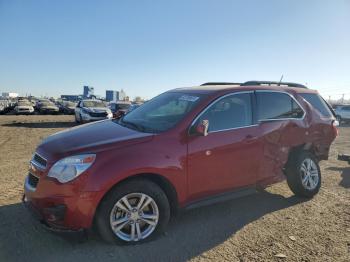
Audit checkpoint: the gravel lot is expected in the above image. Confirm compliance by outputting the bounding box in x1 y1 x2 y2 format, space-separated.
0 115 349 262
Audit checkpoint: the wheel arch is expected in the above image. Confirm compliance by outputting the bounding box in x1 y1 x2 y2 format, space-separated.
94 173 179 222
284 143 317 171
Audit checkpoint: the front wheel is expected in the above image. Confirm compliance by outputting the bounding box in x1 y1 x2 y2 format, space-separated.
286 151 321 198
95 179 170 244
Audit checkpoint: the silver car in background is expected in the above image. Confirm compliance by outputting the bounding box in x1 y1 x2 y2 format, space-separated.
75 99 113 123
334 105 350 123
14 100 35 115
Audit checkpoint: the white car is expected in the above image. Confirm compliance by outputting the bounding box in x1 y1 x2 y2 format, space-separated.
334 105 350 122
14 101 35 115
75 99 113 123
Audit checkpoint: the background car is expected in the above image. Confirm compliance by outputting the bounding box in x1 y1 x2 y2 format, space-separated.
75 99 113 123
126 103 142 114
59 101 77 115
36 100 60 114
334 105 350 123
109 101 131 118
14 100 35 115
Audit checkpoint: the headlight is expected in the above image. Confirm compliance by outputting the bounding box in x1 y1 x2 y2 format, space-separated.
47 154 96 183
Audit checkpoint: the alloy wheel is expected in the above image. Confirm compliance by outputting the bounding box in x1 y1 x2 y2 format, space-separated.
300 158 319 190
109 193 159 242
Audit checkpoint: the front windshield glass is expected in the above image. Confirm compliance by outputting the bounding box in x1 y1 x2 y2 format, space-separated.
119 92 204 133
18 101 31 106
65 102 76 107
116 103 130 110
41 102 54 106
83 101 105 108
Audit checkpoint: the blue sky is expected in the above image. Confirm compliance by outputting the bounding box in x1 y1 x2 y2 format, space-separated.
0 0 349 99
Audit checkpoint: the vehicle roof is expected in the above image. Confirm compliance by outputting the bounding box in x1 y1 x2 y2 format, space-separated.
82 99 104 102
109 101 131 104
171 84 319 95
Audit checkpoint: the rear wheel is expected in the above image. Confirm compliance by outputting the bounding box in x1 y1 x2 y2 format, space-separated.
286 151 321 198
95 179 170 244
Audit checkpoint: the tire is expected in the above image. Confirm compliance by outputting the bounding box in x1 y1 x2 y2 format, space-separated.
336 115 342 124
286 151 321 198
95 178 170 244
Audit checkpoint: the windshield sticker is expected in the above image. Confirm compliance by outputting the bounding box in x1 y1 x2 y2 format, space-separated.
179 95 199 102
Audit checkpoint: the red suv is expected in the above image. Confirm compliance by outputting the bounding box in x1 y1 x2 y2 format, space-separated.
23 81 338 244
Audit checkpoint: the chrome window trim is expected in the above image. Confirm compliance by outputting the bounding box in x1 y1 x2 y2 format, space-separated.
255 90 306 121
189 91 255 134
31 152 48 170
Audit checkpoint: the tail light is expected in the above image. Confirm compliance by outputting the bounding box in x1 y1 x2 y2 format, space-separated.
332 120 339 136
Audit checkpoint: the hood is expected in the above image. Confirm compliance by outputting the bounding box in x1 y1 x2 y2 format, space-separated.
83 107 110 113
37 120 153 160
42 105 59 109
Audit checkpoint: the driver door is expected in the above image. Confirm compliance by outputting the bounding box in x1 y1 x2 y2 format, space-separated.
187 92 262 202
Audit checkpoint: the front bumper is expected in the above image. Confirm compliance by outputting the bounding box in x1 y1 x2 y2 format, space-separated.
81 114 113 122
23 170 100 231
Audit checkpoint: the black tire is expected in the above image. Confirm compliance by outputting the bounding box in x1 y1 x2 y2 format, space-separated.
336 115 342 124
286 151 321 198
95 178 170 245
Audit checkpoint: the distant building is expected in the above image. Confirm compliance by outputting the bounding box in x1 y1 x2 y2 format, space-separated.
106 90 119 102
61 95 81 102
83 86 94 98
2 92 19 98
119 89 126 100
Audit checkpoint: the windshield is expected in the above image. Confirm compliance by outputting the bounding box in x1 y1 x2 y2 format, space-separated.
18 102 31 106
65 102 76 107
83 101 106 108
119 92 204 133
116 103 130 110
41 102 54 106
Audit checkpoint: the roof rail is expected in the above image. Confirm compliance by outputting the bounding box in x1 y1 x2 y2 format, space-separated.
200 82 242 86
241 81 307 89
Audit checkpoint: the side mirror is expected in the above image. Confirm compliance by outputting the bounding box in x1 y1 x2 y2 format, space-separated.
196 119 209 136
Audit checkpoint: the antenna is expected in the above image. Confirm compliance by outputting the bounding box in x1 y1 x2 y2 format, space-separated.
278 75 284 86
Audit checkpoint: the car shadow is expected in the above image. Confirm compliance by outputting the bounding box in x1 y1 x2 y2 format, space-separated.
1 121 77 129
326 166 350 188
0 191 305 262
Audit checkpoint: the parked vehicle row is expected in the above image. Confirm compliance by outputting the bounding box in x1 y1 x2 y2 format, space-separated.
334 104 350 123
23 81 338 244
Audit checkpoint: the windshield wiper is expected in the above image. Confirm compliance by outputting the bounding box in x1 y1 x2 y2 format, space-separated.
119 118 145 132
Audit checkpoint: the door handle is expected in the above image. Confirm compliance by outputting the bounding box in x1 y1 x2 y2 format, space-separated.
243 135 258 144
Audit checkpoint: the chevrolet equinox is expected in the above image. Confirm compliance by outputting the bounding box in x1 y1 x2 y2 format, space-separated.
23 81 338 244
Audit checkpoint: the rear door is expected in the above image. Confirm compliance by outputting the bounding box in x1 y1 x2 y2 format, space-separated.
187 92 263 201
255 91 306 184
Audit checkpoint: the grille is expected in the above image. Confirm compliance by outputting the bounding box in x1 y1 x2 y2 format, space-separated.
89 112 107 117
28 173 39 188
33 153 47 168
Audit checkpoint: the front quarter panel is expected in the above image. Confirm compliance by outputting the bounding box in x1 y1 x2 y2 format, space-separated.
82 133 187 207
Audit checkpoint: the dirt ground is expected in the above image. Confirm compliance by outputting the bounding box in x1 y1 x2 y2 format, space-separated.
0 115 349 262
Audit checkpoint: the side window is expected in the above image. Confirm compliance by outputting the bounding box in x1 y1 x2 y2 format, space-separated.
198 93 253 132
300 93 333 117
343 106 350 111
257 92 304 120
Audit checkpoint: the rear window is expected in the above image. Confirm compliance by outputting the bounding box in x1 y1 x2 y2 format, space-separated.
300 93 333 117
256 92 304 120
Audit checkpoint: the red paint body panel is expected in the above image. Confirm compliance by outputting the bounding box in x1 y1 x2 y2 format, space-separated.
24 85 337 230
